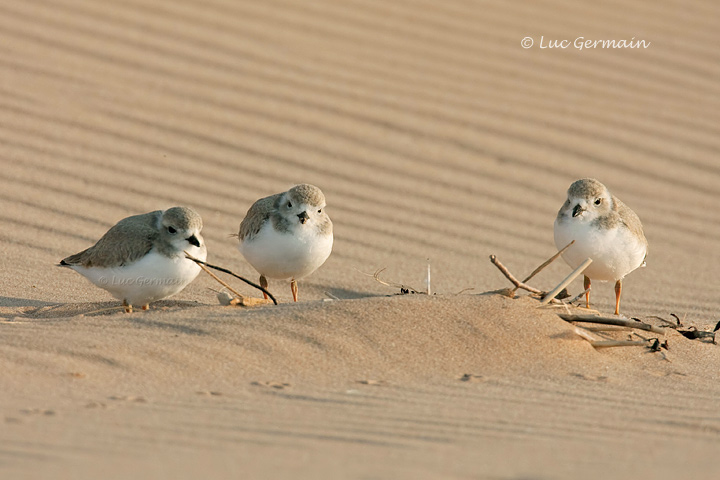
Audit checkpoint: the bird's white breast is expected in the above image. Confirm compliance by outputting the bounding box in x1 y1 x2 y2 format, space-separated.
239 221 333 280
554 218 646 282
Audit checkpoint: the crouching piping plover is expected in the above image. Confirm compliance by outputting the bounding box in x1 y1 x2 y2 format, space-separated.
60 206 207 313
554 178 647 315
237 184 333 302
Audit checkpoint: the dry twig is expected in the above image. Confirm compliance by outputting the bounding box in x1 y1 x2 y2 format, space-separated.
185 252 277 305
426 259 431 296
194 261 246 300
565 287 591 306
571 325 656 349
589 340 653 348
541 258 592 305
581 326 631 332
517 240 575 289
572 325 600 343
489 255 543 295
558 313 666 334
362 268 422 294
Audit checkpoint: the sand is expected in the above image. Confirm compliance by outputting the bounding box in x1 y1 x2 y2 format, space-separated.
1 0 720 478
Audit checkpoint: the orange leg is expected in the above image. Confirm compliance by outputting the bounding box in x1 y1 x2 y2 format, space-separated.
614 280 622 316
583 275 591 309
260 275 269 300
122 300 133 313
291 279 298 302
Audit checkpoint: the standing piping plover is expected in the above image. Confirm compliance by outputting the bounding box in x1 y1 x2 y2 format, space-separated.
60 206 207 313
554 178 647 315
237 184 333 302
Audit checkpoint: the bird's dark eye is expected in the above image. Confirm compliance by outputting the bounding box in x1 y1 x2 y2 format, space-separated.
594 198 602 205
167 226 177 234
287 202 292 208
317 209 322 213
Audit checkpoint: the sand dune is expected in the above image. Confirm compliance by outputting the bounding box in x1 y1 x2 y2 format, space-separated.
2 0 720 478
4 295 720 479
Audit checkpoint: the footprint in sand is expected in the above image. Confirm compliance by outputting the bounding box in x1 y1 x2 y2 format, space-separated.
20 408 56 416
108 395 148 403
569 373 609 382
356 379 389 386
251 381 291 390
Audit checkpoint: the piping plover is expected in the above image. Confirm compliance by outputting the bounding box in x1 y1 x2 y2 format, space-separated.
237 184 333 302
60 206 207 313
554 178 647 315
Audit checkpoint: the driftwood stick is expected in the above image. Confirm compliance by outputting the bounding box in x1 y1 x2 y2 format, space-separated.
572 326 653 349
572 324 651 348
558 314 666 334
426 259 431 296
195 262 246 300
566 287 591 305
520 240 575 286
489 255 543 295
581 326 631 332
572 325 600 342
645 315 678 327
541 258 592 305
589 340 652 348
185 252 277 305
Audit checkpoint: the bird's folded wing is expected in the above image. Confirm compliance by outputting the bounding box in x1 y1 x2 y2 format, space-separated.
238 193 281 241
61 211 160 268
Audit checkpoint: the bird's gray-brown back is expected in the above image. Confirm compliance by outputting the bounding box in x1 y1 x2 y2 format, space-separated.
61 210 162 268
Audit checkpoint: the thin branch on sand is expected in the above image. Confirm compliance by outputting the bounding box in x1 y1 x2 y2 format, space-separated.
323 291 341 301
489 255 543 295
571 325 656 349
518 240 575 288
571 325 600 343
454 287 475 295
646 315 678 327
588 339 654 348
558 313 666 334
194 262 246 300
489 241 574 297
426 259 431 296
360 267 422 294
566 287 591 306
580 326 631 332
185 252 277 305
540 258 592 305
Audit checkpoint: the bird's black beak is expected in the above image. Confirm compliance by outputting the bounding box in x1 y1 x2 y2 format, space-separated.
572 204 584 218
187 235 201 247
297 211 309 224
